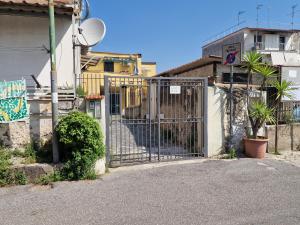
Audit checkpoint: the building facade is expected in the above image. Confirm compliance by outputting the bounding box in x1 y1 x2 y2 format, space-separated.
0 0 82 148
80 51 156 116
203 27 300 59
0 0 81 88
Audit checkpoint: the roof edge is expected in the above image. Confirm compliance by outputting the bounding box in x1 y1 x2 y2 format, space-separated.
157 55 222 77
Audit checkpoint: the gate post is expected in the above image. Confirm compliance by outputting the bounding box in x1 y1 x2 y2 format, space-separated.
203 78 208 157
157 80 161 160
104 76 111 165
148 79 152 161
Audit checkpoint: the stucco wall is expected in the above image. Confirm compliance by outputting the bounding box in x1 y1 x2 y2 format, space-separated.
207 87 226 156
266 123 300 151
202 31 245 57
0 14 76 87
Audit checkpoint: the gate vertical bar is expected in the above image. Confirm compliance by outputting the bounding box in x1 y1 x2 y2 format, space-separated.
157 80 161 160
104 76 111 164
119 84 123 164
148 79 152 161
203 78 208 157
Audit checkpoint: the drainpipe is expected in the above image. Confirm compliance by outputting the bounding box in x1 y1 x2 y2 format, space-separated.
49 0 59 163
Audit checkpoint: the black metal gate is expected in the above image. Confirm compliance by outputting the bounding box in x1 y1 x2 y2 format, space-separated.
105 76 207 166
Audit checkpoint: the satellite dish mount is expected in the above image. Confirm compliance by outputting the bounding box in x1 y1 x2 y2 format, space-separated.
77 18 106 47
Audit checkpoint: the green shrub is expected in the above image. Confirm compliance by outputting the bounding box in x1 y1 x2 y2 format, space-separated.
56 111 105 180
20 141 52 164
11 149 25 157
35 170 62 185
76 86 86 98
0 150 13 186
22 142 37 164
0 150 27 186
229 148 237 159
14 171 27 185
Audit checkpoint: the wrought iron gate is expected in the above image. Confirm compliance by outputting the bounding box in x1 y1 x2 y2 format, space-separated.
105 76 207 166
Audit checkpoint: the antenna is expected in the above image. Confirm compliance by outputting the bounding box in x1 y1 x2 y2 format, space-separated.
255 4 263 49
256 4 263 28
77 18 106 47
291 4 298 30
237 11 246 26
267 5 271 27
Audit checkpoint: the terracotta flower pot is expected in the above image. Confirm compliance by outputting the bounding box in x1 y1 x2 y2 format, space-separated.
244 137 269 159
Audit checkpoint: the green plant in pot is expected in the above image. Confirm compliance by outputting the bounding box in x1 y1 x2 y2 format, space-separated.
242 52 277 158
244 101 275 158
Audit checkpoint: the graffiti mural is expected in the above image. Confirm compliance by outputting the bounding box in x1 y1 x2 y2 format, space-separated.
0 80 28 122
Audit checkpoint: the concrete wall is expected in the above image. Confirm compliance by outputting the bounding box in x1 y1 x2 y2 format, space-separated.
207 86 253 155
141 63 157 77
0 121 30 149
266 123 300 151
0 14 77 87
207 87 226 156
0 98 107 150
202 31 245 57
0 100 74 149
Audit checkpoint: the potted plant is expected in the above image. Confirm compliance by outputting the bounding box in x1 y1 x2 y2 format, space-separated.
242 52 277 158
244 101 275 158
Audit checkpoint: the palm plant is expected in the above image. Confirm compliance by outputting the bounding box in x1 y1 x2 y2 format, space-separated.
272 80 296 154
242 52 263 137
242 52 262 104
254 64 277 98
249 101 275 139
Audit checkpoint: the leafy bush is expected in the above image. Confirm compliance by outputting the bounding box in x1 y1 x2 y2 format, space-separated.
229 148 237 159
14 171 27 185
56 111 105 180
0 150 27 186
0 150 13 186
35 170 62 185
76 86 86 98
22 142 37 164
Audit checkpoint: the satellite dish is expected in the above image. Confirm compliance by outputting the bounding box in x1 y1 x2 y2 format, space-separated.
78 18 106 47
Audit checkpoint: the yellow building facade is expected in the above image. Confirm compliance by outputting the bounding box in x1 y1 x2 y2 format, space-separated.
80 51 156 115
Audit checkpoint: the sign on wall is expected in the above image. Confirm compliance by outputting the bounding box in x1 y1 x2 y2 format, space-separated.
0 80 28 122
170 86 181 94
222 43 241 65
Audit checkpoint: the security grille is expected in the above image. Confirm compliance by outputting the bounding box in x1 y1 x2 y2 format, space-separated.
105 76 207 166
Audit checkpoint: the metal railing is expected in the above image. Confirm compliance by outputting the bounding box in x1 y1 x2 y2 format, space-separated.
26 87 75 100
77 73 105 97
279 101 300 123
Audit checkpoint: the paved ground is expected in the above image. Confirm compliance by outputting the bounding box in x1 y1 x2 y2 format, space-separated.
0 158 299 225
266 151 300 168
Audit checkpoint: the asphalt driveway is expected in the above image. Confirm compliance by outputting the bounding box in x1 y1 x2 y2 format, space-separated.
0 158 299 225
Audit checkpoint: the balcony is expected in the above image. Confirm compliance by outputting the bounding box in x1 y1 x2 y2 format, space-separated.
76 72 142 98
250 42 295 52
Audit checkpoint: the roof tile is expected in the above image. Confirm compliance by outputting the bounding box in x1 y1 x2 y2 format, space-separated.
0 0 73 8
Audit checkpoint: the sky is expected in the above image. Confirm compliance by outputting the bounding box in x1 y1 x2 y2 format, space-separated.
89 0 300 73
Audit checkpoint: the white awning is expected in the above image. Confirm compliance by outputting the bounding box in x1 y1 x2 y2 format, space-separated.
271 52 300 66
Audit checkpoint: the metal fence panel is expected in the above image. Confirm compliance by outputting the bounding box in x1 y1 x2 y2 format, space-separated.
104 76 207 166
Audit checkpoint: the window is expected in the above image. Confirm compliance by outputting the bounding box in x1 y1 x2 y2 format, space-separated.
104 61 114 72
223 73 248 84
254 34 264 50
279 36 285 51
254 34 263 43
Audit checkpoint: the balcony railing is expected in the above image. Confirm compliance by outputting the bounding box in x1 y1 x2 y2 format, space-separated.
77 73 105 97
